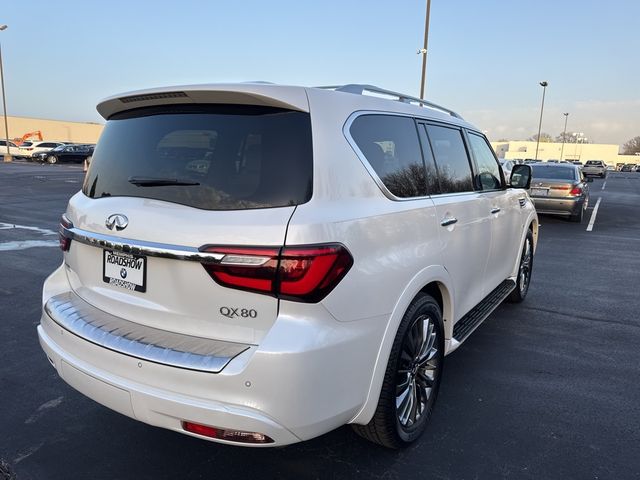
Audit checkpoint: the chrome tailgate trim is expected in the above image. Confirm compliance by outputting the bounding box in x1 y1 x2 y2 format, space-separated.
61 225 225 264
44 292 251 373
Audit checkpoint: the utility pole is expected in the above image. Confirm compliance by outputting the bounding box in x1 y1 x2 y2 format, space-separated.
418 0 431 99
559 112 569 161
0 25 10 162
534 81 548 161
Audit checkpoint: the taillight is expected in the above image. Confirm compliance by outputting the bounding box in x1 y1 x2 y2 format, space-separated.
201 244 353 303
569 186 582 196
58 214 72 251
202 247 280 295
278 246 353 302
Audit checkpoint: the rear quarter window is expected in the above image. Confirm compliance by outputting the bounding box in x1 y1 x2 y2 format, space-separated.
83 105 313 210
349 115 429 198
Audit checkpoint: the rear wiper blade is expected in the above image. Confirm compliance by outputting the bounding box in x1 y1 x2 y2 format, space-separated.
128 176 200 187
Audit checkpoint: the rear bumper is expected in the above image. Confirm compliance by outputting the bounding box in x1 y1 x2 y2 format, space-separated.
531 196 583 216
38 264 386 446
38 324 300 446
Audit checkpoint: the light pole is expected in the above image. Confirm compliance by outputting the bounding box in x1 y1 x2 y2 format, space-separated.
559 112 569 161
0 24 10 162
418 0 432 99
534 81 548 161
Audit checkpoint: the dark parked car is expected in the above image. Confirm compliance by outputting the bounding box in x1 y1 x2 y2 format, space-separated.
528 163 591 222
33 144 94 164
620 164 636 172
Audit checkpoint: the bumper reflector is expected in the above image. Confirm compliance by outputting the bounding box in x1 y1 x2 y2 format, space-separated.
182 421 274 444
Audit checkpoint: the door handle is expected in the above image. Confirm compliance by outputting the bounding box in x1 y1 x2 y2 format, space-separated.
491 207 501 214
440 216 458 227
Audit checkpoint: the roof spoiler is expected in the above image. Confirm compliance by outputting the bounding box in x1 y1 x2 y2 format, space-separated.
96 84 309 119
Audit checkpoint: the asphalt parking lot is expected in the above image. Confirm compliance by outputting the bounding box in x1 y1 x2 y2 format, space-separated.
1 161 639 480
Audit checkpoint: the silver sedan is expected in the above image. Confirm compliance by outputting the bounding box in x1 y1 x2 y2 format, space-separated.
528 163 592 222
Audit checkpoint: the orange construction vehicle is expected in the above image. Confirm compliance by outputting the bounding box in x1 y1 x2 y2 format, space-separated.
14 130 43 145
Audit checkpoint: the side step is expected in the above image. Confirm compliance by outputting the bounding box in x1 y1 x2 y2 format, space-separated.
452 279 516 342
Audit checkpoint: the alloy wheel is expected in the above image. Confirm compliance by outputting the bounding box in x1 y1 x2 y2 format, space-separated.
519 237 532 295
396 314 440 429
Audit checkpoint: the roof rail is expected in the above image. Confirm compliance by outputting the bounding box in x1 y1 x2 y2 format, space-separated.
317 84 463 120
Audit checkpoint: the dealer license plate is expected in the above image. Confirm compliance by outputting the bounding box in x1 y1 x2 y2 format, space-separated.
103 250 147 292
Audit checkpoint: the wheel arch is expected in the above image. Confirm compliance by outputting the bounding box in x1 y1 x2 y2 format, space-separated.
349 265 454 425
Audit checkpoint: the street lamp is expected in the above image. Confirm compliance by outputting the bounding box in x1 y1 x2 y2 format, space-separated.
559 112 569 161
0 24 10 162
534 81 548 161
417 0 432 99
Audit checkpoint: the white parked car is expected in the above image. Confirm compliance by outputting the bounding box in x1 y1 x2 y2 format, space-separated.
19 141 65 159
0 139 21 157
39 83 538 448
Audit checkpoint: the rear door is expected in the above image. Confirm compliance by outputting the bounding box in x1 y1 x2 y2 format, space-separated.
65 104 313 345
418 122 491 320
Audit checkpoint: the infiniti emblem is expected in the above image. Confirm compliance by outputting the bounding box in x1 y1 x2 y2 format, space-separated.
105 214 129 231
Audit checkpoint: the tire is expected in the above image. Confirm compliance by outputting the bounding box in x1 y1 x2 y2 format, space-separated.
46 155 57 164
570 203 585 223
352 293 444 448
507 230 534 303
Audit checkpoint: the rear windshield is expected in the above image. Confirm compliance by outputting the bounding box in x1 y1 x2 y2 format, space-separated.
83 105 313 210
585 161 602 166
531 166 577 180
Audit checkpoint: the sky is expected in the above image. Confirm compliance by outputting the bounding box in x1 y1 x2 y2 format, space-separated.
1 0 639 147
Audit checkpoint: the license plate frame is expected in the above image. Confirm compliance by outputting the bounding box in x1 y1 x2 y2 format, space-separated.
103 250 147 292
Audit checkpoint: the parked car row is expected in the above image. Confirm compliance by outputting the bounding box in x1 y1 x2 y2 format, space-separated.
0 140 95 162
19 141 66 158
31 143 95 164
620 163 639 172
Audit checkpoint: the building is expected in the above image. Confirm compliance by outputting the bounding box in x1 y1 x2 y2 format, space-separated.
490 140 640 167
4 115 104 145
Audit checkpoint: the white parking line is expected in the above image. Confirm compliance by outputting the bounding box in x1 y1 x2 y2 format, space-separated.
0 240 59 251
586 197 602 232
601 181 606 190
0 223 57 235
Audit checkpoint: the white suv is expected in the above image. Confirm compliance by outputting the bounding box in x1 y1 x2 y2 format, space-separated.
38 83 538 448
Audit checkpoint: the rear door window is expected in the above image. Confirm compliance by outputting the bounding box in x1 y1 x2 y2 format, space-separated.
423 124 475 194
349 115 429 198
83 105 313 210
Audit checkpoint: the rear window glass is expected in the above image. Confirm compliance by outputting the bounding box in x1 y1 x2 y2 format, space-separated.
585 161 602 166
531 166 577 180
83 105 313 210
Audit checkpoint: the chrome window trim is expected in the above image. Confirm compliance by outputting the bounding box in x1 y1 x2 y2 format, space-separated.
62 225 225 264
44 292 251 373
343 110 483 202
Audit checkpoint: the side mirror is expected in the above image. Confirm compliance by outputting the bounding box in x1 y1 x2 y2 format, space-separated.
510 164 532 189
